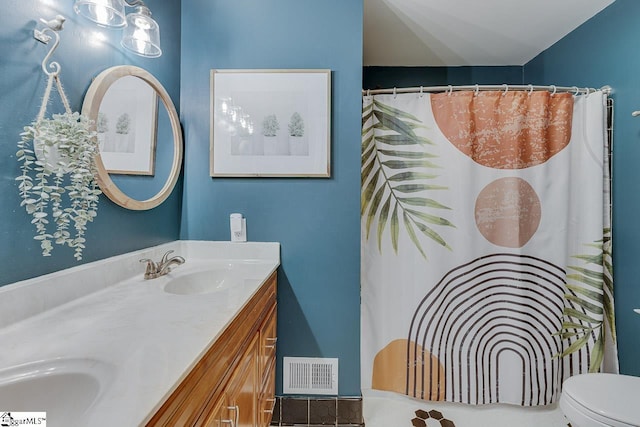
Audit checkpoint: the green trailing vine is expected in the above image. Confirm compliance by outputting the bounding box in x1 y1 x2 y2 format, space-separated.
556 228 614 372
361 98 455 259
16 74 101 261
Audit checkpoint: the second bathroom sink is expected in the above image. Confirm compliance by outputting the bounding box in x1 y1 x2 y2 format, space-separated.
163 269 233 295
162 262 274 295
0 358 111 425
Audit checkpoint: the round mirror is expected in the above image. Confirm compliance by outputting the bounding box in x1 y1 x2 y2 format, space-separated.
82 66 183 210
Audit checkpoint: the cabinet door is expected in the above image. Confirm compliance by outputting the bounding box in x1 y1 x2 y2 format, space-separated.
225 334 258 427
202 396 225 427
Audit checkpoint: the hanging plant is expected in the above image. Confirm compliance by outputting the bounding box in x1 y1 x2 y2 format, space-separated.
16 74 101 261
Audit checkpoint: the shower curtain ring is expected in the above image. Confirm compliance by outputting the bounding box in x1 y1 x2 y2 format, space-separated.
447 85 453 96
474 84 479 96
550 85 557 96
572 86 580 95
393 87 397 98
527 84 534 96
502 84 508 96
366 89 371 98
419 86 424 98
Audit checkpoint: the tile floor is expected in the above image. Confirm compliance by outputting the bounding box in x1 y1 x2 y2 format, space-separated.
269 391 571 426
362 389 570 427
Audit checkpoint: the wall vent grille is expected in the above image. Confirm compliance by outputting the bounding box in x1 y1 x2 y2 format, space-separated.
283 357 338 395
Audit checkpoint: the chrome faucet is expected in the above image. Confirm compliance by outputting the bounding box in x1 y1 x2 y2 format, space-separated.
140 250 185 279
158 250 186 275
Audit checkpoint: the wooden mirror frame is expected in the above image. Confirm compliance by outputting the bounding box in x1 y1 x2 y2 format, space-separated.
82 65 183 210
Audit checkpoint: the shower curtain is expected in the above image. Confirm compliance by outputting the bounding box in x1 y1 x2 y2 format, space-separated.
361 89 617 406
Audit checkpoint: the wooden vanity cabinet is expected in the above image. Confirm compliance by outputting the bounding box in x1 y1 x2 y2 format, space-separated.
147 272 277 427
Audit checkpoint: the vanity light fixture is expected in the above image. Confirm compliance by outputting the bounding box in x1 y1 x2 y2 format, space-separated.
73 0 161 58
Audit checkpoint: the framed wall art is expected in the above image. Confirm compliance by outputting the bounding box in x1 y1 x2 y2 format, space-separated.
210 69 331 177
97 75 158 175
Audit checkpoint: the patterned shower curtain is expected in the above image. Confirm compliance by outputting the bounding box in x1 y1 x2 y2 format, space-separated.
361 90 617 406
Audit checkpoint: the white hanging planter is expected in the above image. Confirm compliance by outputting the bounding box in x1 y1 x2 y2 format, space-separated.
17 74 101 260
33 137 71 174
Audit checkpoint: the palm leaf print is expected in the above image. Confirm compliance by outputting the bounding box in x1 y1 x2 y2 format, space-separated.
557 228 614 372
361 98 455 259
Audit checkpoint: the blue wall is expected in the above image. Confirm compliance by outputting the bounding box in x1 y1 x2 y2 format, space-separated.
524 0 640 376
180 0 363 395
363 65 523 89
0 1 183 286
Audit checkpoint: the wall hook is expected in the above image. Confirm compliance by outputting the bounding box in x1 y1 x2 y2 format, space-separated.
33 15 66 76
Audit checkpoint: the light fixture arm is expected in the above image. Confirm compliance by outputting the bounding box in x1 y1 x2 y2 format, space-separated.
124 0 147 7
124 1 153 18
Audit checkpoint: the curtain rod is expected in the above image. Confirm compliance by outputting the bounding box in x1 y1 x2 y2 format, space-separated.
363 84 612 96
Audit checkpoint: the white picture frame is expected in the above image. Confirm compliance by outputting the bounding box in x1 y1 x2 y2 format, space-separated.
97 75 158 175
210 69 331 177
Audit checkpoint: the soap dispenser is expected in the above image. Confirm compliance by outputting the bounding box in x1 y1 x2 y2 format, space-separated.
230 213 247 242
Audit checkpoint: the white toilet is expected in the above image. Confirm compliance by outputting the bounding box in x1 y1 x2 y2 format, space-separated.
560 373 640 426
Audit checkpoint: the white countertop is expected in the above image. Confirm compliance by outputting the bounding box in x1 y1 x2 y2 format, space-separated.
0 240 280 427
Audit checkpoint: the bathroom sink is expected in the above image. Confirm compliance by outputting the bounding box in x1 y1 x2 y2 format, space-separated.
163 269 234 295
0 358 110 423
163 262 274 295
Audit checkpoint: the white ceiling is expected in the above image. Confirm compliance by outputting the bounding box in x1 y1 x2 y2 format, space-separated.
363 0 615 66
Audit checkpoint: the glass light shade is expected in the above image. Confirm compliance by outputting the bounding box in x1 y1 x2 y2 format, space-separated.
74 0 126 28
120 7 162 58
